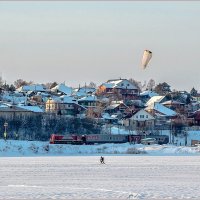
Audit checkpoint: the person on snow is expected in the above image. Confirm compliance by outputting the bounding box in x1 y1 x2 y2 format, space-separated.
100 156 105 164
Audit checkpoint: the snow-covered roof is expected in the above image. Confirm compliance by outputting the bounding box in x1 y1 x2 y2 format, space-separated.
111 114 118 118
51 84 72 96
46 96 77 104
140 90 159 97
74 87 96 97
102 83 115 89
17 105 44 113
106 102 127 110
146 96 165 107
102 113 117 120
146 103 177 117
60 95 77 104
78 95 97 102
78 87 96 93
102 79 138 90
162 100 185 105
0 104 43 113
0 105 8 108
2 93 26 104
17 85 45 92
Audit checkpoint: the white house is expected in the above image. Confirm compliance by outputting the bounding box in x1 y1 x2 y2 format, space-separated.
123 109 155 131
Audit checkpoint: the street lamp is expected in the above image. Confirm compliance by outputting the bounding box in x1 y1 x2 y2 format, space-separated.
169 119 173 144
4 122 8 140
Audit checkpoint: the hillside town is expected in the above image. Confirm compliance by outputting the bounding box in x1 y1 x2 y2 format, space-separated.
1 77 200 145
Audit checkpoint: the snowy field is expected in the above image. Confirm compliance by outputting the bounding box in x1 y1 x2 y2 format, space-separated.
0 156 200 199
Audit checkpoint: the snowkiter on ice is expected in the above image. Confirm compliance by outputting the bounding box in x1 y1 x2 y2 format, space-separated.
100 156 105 164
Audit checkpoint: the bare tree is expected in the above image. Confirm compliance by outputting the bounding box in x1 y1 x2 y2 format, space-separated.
50 82 58 89
0 76 4 87
147 79 156 91
14 79 33 89
87 82 97 88
128 78 142 92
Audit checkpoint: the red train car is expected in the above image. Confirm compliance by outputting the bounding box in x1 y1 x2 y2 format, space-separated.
49 133 143 145
50 134 83 144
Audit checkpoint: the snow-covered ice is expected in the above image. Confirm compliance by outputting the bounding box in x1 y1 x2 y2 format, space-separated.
0 139 200 157
1 139 200 199
0 156 200 199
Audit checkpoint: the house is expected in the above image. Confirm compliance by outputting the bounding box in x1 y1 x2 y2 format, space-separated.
188 109 200 126
145 102 177 118
162 100 185 114
45 96 85 116
101 113 118 124
123 109 155 131
96 78 139 101
145 102 177 128
0 104 43 120
104 101 129 117
73 87 96 98
50 83 73 96
78 95 98 108
192 94 200 103
188 100 200 113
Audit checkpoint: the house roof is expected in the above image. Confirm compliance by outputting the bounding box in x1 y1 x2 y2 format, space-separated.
60 95 77 104
102 113 117 120
46 96 77 104
140 90 159 97
102 79 138 90
51 84 72 95
146 96 166 107
78 95 97 102
18 105 44 113
130 109 155 120
145 102 177 117
73 87 96 97
0 104 43 113
106 102 128 110
162 100 185 105
17 85 45 92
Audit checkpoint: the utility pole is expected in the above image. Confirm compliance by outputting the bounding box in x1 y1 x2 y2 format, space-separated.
4 122 8 140
184 130 187 146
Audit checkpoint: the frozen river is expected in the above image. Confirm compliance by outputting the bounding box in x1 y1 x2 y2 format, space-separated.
0 156 200 199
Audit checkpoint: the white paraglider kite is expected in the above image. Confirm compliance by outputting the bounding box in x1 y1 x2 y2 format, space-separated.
141 50 152 69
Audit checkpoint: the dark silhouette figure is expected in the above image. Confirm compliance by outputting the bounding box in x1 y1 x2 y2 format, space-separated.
100 156 105 164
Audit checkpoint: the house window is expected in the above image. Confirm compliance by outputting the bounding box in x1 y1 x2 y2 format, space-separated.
136 116 138 118
121 83 124 86
146 115 148 118
140 115 144 118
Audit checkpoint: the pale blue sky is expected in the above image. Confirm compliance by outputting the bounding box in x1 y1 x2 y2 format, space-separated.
0 2 200 91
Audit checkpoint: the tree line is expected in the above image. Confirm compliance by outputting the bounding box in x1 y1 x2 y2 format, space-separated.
0 115 103 141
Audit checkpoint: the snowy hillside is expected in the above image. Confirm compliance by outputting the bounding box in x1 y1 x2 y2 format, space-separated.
0 139 200 156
